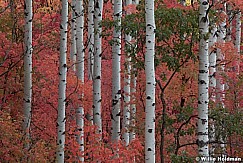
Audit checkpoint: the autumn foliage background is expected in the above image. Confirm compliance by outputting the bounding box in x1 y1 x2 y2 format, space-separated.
0 0 243 162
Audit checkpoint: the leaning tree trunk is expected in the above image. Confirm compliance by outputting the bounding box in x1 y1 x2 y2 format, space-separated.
23 0 33 150
111 0 122 142
198 0 209 158
144 0 156 162
122 0 132 146
76 0 85 161
56 0 68 162
93 0 103 137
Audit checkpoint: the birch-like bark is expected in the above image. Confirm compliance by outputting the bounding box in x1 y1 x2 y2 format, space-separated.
129 0 139 144
76 0 84 80
93 0 103 136
129 73 137 142
198 0 209 157
111 0 122 142
70 0 77 71
88 0 94 80
226 4 232 42
56 0 68 162
209 24 217 157
76 107 84 162
23 0 32 150
145 0 156 162
122 0 132 146
76 0 85 161
216 7 227 157
235 10 241 74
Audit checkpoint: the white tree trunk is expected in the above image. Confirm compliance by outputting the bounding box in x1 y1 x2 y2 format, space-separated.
122 0 132 146
209 24 217 157
70 0 77 71
23 0 32 150
226 4 232 42
129 0 139 144
129 73 137 142
76 0 84 80
111 0 122 142
145 0 156 162
93 0 103 136
56 0 68 162
88 0 94 80
76 107 84 162
198 0 209 157
235 10 241 74
216 6 227 156
76 0 85 161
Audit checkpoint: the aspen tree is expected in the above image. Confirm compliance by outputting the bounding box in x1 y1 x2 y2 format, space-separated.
70 0 77 71
129 0 139 144
209 24 217 157
88 0 95 80
122 0 132 146
76 0 85 161
198 0 209 157
56 0 68 162
23 0 32 150
235 10 241 74
145 0 156 162
76 107 84 162
216 6 227 156
93 0 103 136
111 0 122 142
76 0 84 81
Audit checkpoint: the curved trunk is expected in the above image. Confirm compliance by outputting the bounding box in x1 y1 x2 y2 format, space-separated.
145 0 156 162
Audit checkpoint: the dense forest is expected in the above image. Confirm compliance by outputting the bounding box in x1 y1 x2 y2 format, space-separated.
0 0 243 162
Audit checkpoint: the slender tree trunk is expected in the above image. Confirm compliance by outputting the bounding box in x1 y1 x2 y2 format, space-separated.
76 107 84 162
145 0 156 162
226 4 232 42
122 0 132 146
111 0 122 142
129 0 139 144
129 72 137 142
76 0 84 81
76 0 85 161
235 10 241 75
209 24 217 157
70 0 77 71
216 6 227 157
56 0 68 162
198 0 209 158
93 0 103 137
88 0 95 80
23 0 33 151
